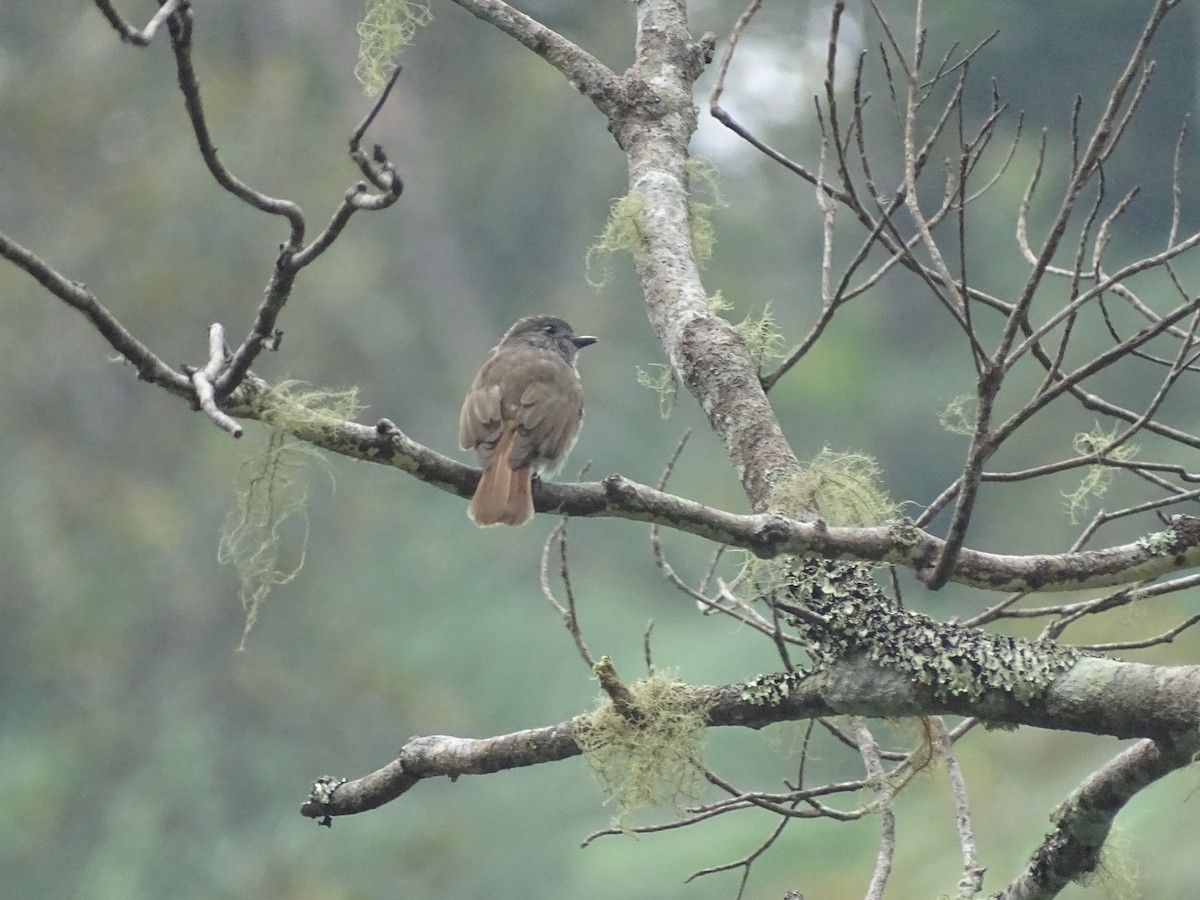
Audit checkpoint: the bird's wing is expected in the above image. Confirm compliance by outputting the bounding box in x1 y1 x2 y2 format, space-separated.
459 382 504 466
511 377 584 470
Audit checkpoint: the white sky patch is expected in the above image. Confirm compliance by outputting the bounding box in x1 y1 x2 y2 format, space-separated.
695 5 864 174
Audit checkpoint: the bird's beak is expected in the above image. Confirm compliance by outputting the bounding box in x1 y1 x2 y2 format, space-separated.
572 335 598 349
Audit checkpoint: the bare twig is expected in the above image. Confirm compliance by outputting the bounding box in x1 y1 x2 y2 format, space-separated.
540 520 595 668
188 324 244 437
852 717 895 900
0 232 190 393
94 0 182 45
931 718 984 898
446 0 620 115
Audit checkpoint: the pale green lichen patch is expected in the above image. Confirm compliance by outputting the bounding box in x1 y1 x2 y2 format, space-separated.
1136 529 1176 555
741 670 806 706
887 520 923 549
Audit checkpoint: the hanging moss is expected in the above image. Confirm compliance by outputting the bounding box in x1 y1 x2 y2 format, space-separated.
219 382 361 648
585 193 646 288
355 0 433 95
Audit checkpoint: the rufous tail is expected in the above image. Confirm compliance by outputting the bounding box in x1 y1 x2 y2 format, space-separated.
468 432 534 526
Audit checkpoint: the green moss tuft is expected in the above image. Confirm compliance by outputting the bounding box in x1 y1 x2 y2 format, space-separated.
685 158 725 268
773 448 902 526
355 0 433 96
256 380 362 435
1063 427 1139 523
734 302 785 368
586 193 646 287
937 395 976 436
635 364 678 419
575 670 713 824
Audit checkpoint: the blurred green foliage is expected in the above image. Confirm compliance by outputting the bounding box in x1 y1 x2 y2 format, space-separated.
1 2 1199 898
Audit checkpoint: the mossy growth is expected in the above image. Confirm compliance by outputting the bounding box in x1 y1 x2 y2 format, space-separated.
586 159 723 286
773 448 902 526
1083 826 1138 898
685 158 725 268
254 380 363 436
355 0 433 95
635 363 678 418
586 193 646 288
219 382 361 648
738 453 1078 710
574 669 714 824
734 301 785 369
1063 426 1140 524
937 394 976 436
741 449 901 598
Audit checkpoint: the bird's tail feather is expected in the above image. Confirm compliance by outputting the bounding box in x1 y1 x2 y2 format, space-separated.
468 431 534 526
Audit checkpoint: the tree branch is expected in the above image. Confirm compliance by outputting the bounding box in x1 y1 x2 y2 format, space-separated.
445 0 621 114
0 232 190 394
94 0 183 45
300 655 1200 823
616 1 799 510
224 381 1200 593
998 735 1199 900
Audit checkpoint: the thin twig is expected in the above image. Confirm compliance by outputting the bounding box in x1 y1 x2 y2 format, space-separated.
539 520 595 668
94 0 182 45
188 324 244 437
852 718 895 900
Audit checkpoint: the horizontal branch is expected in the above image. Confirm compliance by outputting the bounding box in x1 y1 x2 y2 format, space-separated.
299 681 828 822
301 720 583 820
300 655 1200 822
234 390 1200 594
584 479 1200 593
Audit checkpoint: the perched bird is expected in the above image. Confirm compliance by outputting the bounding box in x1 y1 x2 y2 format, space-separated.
459 315 597 526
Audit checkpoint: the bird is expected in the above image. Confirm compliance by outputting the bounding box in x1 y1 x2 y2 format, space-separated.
458 315 597 526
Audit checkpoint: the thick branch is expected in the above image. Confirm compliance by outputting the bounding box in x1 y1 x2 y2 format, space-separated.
998 735 1200 900
300 655 1200 822
616 0 800 510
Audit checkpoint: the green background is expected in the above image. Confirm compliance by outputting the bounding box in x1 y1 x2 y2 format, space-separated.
2 2 1199 897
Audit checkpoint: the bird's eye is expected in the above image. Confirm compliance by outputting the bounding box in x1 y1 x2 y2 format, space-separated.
542 324 556 335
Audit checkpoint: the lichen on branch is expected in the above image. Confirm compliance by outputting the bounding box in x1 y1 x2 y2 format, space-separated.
574 667 714 824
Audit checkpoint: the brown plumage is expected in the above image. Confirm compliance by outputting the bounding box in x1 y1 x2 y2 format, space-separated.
459 316 597 526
